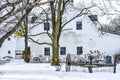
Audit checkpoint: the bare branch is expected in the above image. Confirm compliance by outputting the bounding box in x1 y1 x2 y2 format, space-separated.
0 0 49 23
29 20 44 30
28 37 52 46
62 5 95 29
62 28 73 32
0 0 21 11
0 7 33 47
29 32 52 37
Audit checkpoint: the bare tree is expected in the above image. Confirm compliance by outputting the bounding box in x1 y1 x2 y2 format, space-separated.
88 0 120 35
0 0 94 65
28 0 94 65
50 1 94 65
0 0 49 48
99 16 120 35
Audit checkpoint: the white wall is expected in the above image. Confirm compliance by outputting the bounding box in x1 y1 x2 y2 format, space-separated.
30 14 99 58
0 36 16 58
0 36 25 59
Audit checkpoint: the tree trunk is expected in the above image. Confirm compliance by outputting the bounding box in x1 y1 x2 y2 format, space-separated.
51 38 60 66
24 23 29 63
24 0 29 63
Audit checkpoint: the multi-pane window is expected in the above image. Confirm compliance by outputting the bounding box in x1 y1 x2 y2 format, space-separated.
77 46 83 55
44 22 50 30
44 47 50 56
76 22 82 30
60 47 66 55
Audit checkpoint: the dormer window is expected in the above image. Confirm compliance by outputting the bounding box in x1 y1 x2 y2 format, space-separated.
31 16 38 23
76 22 82 30
88 15 98 21
44 22 50 31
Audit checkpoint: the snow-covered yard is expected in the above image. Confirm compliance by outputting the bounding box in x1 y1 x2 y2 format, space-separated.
0 59 120 80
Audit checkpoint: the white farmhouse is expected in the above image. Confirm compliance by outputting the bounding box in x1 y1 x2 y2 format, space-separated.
29 1 120 62
0 1 120 63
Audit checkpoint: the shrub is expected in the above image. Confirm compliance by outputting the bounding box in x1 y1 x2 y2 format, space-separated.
22 47 31 63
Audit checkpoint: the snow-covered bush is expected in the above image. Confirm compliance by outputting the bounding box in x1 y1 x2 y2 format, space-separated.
86 50 107 64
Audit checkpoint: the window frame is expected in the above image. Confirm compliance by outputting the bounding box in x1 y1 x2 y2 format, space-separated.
60 47 66 55
77 46 83 55
76 21 82 30
44 47 50 56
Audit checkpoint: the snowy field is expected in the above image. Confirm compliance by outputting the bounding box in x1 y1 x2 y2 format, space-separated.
0 59 120 80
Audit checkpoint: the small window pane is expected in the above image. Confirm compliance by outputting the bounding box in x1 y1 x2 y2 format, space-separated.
76 22 82 30
31 16 38 23
8 37 10 41
77 47 83 55
60 47 66 55
44 47 50 56
8 51 11 54
15 53 22 59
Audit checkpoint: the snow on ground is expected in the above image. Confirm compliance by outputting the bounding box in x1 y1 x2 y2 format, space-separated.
0 59 120 80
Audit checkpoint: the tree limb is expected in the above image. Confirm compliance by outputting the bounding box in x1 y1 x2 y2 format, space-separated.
0 7 33 48
0 0 49 23
62 5 95 29
28 37 52 46
0 0 21 11
29 32 52 37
